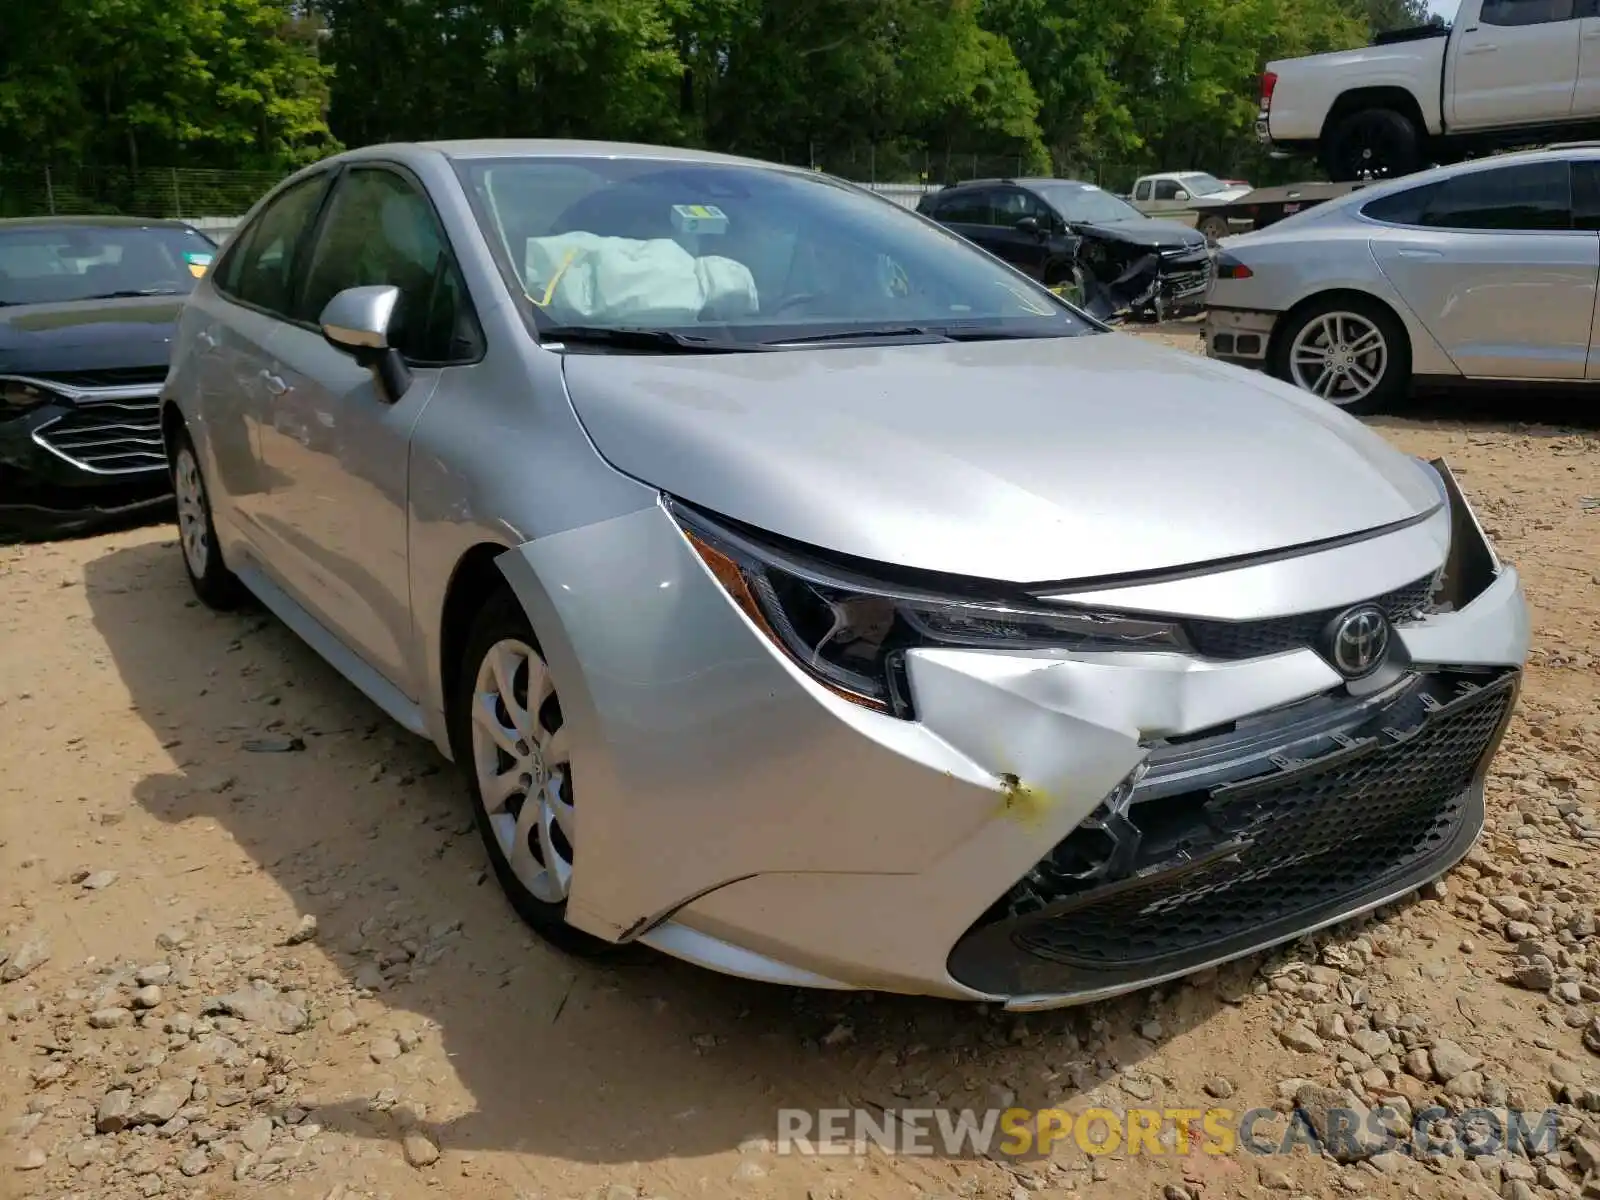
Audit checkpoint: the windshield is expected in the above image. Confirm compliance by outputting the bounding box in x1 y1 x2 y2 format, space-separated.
0 225 216 306
1178 173 1229 196
1032 182 1148 225
455 156 1093 345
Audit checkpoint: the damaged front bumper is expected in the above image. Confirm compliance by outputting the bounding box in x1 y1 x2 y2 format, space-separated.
1084 246 1214 323
495 464 1527 1007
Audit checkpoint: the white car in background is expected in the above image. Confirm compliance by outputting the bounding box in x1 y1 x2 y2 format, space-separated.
1130 172 1253 242
1204 145 1600 413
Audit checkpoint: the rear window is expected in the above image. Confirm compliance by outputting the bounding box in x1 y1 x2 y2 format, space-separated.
0 225 216 306
1360 184 1438 226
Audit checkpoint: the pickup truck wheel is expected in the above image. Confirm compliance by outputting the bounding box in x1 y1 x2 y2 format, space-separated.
1272 297 1409 415
1197 215 1230 245
1324 108 1420 182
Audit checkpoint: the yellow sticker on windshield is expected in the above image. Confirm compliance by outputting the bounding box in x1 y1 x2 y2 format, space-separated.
671 204 729 235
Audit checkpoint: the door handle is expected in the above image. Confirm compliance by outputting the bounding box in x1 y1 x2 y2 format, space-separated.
1464 42 1498 53
260 371 290 396
1397 248 1444 259
1584 27 1600 37
196 329 218 349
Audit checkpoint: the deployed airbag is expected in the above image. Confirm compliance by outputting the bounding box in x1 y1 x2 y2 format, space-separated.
524 233 759 322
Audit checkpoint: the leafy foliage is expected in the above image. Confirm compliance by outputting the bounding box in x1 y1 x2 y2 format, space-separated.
0 0 1420 181
0 0 336 169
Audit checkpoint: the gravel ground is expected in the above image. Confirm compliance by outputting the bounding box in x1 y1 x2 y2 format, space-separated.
1 323 1598 1200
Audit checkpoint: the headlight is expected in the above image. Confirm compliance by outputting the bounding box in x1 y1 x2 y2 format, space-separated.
0 377 53 413
670 500 1185 717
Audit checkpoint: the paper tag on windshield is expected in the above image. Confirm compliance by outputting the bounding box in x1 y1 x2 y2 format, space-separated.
671 204 729 235
184 251 214 278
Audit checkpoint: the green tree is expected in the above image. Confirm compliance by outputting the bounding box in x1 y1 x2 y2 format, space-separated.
0 0 335 169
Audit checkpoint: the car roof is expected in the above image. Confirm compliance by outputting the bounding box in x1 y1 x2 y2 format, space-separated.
941 177 1093 191
1290 142 1600 222
0 215 198 231
330 138 792 173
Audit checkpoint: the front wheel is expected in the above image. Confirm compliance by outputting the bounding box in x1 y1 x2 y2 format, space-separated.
1271 297 1410 415
1197 215 1230 246
451 589 610 956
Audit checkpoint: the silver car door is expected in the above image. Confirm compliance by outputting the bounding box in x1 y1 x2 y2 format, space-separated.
251 164 478 697
1369 158 1598 379
201 172 335 544
1571 157 1600 377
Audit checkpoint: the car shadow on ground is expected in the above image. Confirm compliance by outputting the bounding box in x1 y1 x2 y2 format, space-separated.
83 536 1257 1174
1396 383 1600 432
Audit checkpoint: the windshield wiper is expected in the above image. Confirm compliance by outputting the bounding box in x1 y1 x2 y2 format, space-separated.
939 326 1070 341
81 287 187 300
539 325 757 354
763 326 949 346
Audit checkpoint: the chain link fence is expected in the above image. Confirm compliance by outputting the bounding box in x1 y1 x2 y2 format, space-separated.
780 144 1142 193
0 154 1152 228
0 166 282 222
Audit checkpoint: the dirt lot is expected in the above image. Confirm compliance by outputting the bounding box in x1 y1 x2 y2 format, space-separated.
2 324 1598 1200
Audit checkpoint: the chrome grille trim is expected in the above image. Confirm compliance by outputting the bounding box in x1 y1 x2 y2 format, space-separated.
29 383 166 476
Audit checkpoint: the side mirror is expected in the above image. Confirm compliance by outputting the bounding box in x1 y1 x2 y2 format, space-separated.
1173 190 1190 202
1014 215 1042 236
320 285 411 402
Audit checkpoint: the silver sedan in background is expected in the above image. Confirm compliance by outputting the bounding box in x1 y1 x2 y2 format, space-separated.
162 140 1528 1010
1205 146 1600 413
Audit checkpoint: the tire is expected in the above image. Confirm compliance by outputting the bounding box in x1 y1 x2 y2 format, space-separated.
1270 295 1410 415
1323 108 1421 182
170 426 247 611
1197 215 1229 245
449 588 611 957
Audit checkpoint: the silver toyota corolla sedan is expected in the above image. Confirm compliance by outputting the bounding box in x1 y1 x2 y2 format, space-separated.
1206 146 1600 413
161 140 1529 1010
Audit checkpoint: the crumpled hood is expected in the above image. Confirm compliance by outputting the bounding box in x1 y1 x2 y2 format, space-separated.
1078 218 1205 250
560 332 1441 584
0 297 181 376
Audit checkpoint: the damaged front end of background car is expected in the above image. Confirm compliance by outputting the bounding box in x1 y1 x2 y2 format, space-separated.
1063 241 1212 325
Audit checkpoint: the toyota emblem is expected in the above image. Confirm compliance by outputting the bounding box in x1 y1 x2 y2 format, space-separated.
1326 605 1390 678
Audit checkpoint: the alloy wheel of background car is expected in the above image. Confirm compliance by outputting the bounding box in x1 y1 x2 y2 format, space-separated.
169 430 246 610
454 590 609 955
1274 298 1409 416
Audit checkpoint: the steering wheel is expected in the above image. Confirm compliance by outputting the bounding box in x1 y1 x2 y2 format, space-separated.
765 292 821 318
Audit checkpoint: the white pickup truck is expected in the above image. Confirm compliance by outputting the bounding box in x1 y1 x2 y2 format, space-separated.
1259 0 1600 181
1128 172 1254 241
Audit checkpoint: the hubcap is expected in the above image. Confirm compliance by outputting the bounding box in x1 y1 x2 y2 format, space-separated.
174 447 209 578
470 638 574 904
1288 312 1388 407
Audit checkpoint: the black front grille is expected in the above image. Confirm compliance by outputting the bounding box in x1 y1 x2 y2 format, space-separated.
1184 574 1436 661
1160 256 1212 297
35 395 165 474
948 670 1516 993
29 366 169 389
